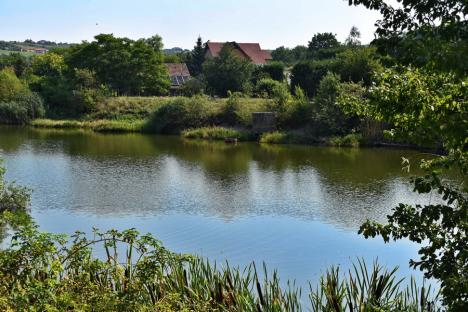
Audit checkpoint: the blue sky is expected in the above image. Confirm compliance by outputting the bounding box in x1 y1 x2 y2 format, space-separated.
0 0 382 49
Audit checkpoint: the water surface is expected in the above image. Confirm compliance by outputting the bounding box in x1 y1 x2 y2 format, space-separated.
0 126 438 289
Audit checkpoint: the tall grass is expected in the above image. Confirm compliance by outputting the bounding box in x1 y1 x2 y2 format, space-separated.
182 127 252 141
0 218 440 311
31 118 145 132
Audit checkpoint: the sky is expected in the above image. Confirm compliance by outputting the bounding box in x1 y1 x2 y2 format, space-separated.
0 0 382 49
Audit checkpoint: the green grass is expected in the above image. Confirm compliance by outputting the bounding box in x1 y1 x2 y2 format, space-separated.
182 127 252 141
31 118 145 132
0 49 35 57
328 133 363 147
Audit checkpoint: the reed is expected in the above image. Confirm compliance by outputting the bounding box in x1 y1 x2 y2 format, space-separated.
0 218 440 311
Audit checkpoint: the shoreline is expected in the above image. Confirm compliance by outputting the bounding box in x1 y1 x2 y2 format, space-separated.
15 119 444 154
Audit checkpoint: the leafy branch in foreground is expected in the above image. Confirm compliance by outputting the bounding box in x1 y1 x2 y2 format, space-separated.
339 59 467 311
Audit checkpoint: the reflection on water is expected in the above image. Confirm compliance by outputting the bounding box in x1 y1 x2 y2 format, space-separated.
0 126 439 288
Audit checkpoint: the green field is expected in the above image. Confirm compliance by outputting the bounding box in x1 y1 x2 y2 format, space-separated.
0 49 35 57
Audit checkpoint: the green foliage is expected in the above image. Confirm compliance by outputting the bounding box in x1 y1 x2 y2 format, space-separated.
340 67 467 150
0 216 439 311
260 61 285 81
308 32 340 51
308 33 344 60
30 52 74 115
342 3 468 306
0 161 30 215
0 68 45 124
310 259 439 311
0 92 45 124
271 45 308 65
66 34 170 96
290 60 334 96
203 44 254 96
349 0 467 75
334 47 383 86
259 131 290 144
255 78 285 98
328 134 362 147
144 96 216 134
186 36 205 76
180 77 205 97
0 67 27 101
182 127 251 141
313 72 353 136
0 52 30 77
32 118 145 133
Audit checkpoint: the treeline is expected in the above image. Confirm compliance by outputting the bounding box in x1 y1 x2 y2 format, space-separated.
0 34 172 119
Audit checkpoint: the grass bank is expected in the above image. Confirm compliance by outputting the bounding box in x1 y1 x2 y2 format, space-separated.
31 118 145 132
182 127 253 141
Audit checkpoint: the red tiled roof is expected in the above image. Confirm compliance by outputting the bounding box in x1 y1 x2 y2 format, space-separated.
206 42 272 65
165 63 190 77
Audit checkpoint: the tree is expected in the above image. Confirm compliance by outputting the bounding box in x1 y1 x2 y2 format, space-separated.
345 26 361 46
260 62 285 81
290 60 334 96
186 36 205 76
0 68 27 101
333 47 382 86
308 33 344 60
145 35 164 53
345 2 468 309
308 33 340 51
66 34 169 96
203 44 254 96
349 0 468 75
271 46 293 64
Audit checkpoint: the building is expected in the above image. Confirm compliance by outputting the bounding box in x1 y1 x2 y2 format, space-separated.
165 63 191 94
205 42 272 65
22 48 48 55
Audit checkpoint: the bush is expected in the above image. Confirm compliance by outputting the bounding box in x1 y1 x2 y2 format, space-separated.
180 77 205 97
255 78 285 98
144 96 216 134
0 68 28 101
260 61 285 81
0 92 45 125
328 133 363 147
290 59 335 96
333 47 382 86
259 131 290 144
203 44 254 96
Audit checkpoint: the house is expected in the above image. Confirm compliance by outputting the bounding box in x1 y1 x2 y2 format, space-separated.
165 63 191 94
22 48 48 55
205 42 272 65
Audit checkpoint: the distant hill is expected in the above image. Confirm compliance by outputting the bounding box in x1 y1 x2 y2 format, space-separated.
0 40 72 55
163 47 189 55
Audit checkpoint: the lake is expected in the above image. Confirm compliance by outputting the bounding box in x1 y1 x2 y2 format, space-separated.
0 126 437 290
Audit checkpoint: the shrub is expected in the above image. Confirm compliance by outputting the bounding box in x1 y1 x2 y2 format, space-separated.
0 92 45 124
290 59 335 97
0 68 27 101
180 77 205 97
203 44 254 96
333 47 382 86
259 131 290 144
328 133 363 147
260 61 285 81
144 96 216 134
255 78 285 98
